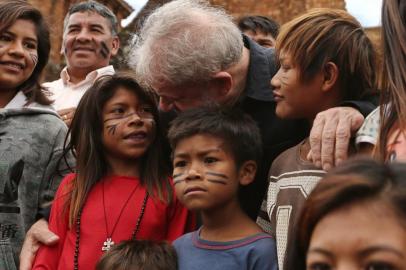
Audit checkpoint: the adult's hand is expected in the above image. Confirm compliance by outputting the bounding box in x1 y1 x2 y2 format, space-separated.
58 107 76 127
19 219 59 270
307 107 364 170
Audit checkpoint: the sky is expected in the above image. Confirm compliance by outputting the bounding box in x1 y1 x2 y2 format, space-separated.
122 0 382 28
345 0 382 27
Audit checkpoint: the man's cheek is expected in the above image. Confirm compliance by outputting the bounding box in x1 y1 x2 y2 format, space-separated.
61 38 73 55
99 41 111 59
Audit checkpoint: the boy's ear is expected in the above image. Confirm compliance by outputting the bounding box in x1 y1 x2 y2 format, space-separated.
209 71 233 98
238 160 257 186
321 62 339 92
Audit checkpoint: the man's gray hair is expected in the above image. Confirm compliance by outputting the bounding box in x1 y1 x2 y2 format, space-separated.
63 1 118 36
129 0 244 88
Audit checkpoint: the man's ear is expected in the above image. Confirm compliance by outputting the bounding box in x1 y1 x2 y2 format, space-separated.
322 61 339 92
110 36 120 57
209 71 233 99
238 160 257 186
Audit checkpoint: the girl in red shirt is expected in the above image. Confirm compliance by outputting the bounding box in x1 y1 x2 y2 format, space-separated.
32 73 193 270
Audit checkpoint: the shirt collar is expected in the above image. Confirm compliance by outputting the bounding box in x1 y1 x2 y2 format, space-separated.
5 91 28 109
60 65 115 87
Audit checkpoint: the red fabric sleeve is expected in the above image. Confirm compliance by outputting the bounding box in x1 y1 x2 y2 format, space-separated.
165 178 196 242
32 173 75 269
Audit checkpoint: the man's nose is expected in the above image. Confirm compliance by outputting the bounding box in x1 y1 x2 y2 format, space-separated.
75 29 91 42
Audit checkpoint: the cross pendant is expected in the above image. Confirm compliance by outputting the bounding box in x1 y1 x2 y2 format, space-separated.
102 238 114 252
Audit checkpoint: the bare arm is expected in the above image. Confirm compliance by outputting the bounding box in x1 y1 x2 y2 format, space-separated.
19 219 59 270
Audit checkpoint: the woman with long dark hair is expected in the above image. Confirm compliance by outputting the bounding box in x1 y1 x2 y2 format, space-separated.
285 158 406 270
0 1 70 268
377 0 406 161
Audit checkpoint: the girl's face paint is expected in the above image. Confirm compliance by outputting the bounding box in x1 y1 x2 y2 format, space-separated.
102 87 156 162
0 19 38 92
172 134 241 211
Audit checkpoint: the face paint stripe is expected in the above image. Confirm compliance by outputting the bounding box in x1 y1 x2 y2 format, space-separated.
207 179 227 185
206 171 228 179
100 41 110 59
173 173 184 179
29 53 38 66
106 124 117 135
103 112 154 123
173 180 186 186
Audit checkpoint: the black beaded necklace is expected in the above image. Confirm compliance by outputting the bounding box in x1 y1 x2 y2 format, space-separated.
73 192 149 270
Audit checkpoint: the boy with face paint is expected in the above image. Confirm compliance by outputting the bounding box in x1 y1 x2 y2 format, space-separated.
43 1 119 126
168 106 277 270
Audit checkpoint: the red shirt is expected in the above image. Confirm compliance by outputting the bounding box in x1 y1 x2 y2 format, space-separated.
33 174 194 269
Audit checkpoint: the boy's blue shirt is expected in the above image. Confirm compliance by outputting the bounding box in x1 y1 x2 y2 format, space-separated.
174 228 278 270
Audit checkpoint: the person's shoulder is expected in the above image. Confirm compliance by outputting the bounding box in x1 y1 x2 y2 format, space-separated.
245 234 278 270
173 231 194 246
27 108 67 135
54 173 76 198
269 143 301 176
247 233 276 250
61 173 76 185
173 231 195 254
4 108 65 133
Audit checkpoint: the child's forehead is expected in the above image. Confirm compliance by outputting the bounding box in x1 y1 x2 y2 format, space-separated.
108 87 150 104
174 133 231 154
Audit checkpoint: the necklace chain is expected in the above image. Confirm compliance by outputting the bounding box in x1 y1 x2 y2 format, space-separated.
73 182 149 270
102 180 139 241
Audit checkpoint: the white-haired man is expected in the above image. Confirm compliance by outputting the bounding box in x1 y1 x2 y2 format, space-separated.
130 0 377 218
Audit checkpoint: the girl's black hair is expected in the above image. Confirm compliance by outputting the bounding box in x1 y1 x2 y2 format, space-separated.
63 72 171 226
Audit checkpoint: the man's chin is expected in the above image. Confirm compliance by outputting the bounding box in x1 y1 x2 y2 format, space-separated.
68 62 101 71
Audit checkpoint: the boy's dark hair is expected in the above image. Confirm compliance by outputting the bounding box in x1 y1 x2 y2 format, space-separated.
168 106 262 168
0 0 51 106
277 8 377 101
238 15 279 38
96 240 178 270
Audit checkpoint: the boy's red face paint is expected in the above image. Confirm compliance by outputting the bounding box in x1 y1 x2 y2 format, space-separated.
172 134 241 212
102 87 156 162
0 19 38 92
